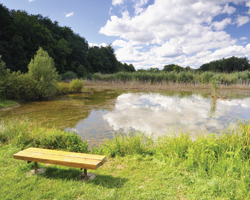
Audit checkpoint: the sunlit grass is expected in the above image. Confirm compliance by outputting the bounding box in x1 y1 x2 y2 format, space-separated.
0 100 18 109
1 119 250 199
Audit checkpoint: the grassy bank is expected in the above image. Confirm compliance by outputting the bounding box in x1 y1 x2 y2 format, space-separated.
0 100 18 109
1 119 250 199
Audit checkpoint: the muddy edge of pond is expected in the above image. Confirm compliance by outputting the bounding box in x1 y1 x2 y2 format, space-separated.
84 80 250 92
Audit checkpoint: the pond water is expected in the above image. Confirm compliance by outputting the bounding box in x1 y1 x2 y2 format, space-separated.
1 89 250 146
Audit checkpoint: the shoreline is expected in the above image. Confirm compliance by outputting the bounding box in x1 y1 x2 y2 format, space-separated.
0 103 20 111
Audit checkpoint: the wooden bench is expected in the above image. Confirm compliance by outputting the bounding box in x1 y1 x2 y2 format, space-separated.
13 147 107 177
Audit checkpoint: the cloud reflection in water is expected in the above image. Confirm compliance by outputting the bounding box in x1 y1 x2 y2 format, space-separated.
103 93 250 138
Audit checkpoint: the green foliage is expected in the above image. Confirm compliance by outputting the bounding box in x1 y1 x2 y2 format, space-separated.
87 45 120 74
0 56 9 99
211 77 218 96
56 82 69 95
61 71 77 80
27 47 59 99
201 71 214 83
0 119 88 152
0 4 123 76
90 70 250 86
93 133 154 157
1 119 250 198
119 63 136 72
0 100 18 108
69 79 84 93
177 71 194 83
199 56 250 72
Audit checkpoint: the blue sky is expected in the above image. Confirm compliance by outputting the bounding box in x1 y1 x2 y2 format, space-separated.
1 0 250 69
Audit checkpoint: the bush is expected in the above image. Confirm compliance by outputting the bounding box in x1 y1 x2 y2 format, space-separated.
56 82 69 95
61 71 77 80
201 71 214 83
69 79 84 93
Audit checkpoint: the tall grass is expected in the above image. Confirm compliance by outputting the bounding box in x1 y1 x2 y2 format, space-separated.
90 71 250 85
1 118 250 176
0 119 88 152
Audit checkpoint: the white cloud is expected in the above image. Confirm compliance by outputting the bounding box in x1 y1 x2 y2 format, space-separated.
112 0 124 6
247 2 250 14
89 42 108 47
102 0 250 69
65 12 74 18
212 18 231 31
222 4 236 15
240 37 247 40
133 0 149 15
28 0 35 2
236 15 250 27
103 93 250 138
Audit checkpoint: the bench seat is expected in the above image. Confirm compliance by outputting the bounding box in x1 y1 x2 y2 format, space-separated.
14 147 107 176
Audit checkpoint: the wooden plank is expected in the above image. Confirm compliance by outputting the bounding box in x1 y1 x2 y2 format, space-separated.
23 148 107 164
14 148 107 170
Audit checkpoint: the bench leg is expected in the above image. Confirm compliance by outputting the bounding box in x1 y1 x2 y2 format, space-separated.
84 169 87 178
34 162 38 173
81 168 88 178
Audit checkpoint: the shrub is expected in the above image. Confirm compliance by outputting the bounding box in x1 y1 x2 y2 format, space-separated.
69 79 84 93
56 82 69 95
201 71 214 83
61 71 77 80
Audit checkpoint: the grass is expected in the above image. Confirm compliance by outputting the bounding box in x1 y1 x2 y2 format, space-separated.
0 100 18 109
1 119 250 199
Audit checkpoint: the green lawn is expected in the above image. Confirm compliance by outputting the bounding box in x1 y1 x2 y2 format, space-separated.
0 100 18 109
2 144 249 200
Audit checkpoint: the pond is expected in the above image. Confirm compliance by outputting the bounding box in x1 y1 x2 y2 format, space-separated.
1 89 250 146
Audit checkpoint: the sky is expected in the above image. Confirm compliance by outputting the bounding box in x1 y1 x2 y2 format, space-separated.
1 0 250 69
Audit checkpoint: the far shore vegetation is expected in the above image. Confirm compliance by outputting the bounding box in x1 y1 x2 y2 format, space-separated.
1 119 250 199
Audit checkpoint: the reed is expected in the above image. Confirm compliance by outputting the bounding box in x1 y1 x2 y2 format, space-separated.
89 71 250 86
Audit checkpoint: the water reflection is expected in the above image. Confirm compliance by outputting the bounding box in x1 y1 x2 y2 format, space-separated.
1 90 250 146
103 93 250 139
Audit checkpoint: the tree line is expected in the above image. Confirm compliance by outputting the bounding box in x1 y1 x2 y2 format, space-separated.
0 4 249 79
0 4 135 78
138 56 250 73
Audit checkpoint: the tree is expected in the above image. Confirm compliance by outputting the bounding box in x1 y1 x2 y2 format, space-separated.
163 64 175 72
28 47 59 99
198 56 250 72
148 67 159 73
0 56 9 99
